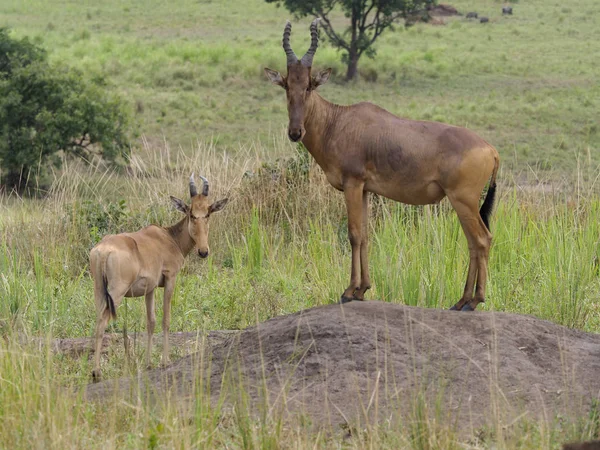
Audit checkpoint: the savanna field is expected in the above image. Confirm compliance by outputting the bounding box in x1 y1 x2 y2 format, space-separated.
1 0 600 448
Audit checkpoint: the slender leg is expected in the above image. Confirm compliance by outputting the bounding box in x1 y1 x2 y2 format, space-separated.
448 196 492 311
161 277 175 366
353 191 371 300
340 180 365 304
92 309 110 382
145 290 156 369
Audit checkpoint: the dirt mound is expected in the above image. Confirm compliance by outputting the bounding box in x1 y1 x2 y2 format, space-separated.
31 330 235 358
85 302 600 430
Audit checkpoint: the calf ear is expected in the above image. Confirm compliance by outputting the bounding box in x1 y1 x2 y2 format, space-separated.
312 68 332 88
209 198 229 214
264 68 285 88
170 196 189 214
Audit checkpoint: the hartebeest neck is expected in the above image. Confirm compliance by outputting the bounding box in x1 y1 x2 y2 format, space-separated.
302 93 340 163
166 217 195 257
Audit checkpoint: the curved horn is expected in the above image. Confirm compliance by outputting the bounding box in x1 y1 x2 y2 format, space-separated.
199 175 209 196
301 18 320 67
283 20 298 66
189 173 198 197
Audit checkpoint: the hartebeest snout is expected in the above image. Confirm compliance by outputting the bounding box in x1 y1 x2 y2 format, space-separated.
265 20 499 311
89 174 228 381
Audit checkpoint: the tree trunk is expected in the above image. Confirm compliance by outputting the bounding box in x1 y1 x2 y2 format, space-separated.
345 48 359 81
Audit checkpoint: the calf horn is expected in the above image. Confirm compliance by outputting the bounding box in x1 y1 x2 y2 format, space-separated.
301 18 320 67
199 175 209 196
189 173 198 197
283 21 298 66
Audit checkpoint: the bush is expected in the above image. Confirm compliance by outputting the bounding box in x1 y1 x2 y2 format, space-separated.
0 28 131 191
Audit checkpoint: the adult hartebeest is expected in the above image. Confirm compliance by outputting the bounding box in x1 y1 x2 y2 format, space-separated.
265 20 499 311
89 175 228 381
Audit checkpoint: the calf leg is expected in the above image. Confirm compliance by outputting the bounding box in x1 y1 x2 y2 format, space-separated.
91 287 126 382
92 309 111 382
161 278 176 366
145 290 156 369
341 181 365 303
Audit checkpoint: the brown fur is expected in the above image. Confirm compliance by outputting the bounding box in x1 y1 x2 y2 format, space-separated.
89 182 228 382
265 23 499 309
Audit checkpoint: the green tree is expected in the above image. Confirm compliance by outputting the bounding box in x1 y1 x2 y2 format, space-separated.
265 0 435 81
0 28 130 191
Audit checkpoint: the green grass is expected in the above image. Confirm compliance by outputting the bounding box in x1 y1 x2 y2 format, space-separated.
2 0 599 170
2 0 600 447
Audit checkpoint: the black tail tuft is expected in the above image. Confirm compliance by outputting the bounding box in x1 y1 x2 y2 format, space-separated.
102 274 117 320
479 182 497 232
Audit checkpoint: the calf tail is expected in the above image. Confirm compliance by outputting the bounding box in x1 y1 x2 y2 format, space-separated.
479 152 499 232
102 274 117 320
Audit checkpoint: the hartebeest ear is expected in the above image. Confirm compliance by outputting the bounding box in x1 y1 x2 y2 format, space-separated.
264 68 285 88
312 68 332 88
170 196 189 214
209 198 229 215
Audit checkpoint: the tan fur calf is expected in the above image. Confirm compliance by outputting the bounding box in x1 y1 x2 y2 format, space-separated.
89 175 228 381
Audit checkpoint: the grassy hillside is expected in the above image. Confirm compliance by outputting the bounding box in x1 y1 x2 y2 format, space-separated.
1 0 600 447
2 0 599 171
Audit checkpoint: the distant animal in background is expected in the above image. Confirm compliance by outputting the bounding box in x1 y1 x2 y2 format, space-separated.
466 12 478 19
480 17 490 23
502 6 513 15
89 174 229 382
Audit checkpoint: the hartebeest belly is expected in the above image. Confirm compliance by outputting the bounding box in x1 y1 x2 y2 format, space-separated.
265 19 500 311
89 175 228 382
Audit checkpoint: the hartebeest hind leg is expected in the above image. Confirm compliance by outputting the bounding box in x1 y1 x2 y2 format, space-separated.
448 195 492 311
145 290 156 368
161 277 176 366
92 286 126 382
341 181 367 303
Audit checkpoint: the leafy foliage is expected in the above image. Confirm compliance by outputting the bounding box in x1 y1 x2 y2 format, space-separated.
0 28 130 191
265 0 435 79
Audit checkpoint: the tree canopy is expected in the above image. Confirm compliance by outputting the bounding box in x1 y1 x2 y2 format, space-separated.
266 0 435 80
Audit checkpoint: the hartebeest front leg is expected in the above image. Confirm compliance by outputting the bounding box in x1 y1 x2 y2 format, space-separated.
161 277 175 366
353 191 371 300
145 290 156 368
341 181 365 304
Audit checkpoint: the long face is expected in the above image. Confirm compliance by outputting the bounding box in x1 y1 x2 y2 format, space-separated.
284 64 312 142
264 20 331 143
186 195 229 258
171 175 228 258
187 195 213 258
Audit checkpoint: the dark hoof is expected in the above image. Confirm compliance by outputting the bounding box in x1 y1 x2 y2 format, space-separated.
449 304 460 311
340 296 354 304
461 303 475 312
91 370 102 383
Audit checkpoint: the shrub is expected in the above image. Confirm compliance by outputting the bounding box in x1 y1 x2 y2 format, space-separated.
0 28 131 191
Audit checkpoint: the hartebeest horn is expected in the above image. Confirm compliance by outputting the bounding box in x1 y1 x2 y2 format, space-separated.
189 173 198 197
300 18 320 67
282 21 298 66
199 175 209 196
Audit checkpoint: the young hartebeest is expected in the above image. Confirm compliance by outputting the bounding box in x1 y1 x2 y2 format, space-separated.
89 175 228 381
265 20 499 311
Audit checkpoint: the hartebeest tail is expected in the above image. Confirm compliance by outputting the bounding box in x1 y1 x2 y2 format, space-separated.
479 158 499 231
265 20 501 312
102 274 117 320
90 174 228 382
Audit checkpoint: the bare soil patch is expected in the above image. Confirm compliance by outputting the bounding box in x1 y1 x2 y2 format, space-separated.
84 302 600 431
